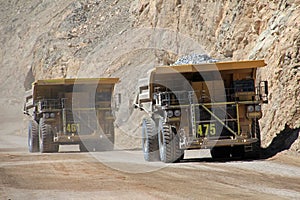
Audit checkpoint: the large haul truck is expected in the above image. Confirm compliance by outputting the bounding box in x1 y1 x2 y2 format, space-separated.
24 78 119 153
135 60 268 162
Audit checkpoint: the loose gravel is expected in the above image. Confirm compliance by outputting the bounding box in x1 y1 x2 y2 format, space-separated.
171 54 218 65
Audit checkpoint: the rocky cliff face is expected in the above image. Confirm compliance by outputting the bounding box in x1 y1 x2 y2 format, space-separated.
1 0 299 151
130 0 300 150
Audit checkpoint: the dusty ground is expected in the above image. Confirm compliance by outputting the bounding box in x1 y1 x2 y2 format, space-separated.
1 102 300 200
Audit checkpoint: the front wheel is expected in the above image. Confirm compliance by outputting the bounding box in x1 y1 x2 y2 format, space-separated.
158 120 184 163
142 118 160 162
39 119 58 153
28 120 39 152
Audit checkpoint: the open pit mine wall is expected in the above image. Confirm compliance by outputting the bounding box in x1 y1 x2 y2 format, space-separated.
132 0 300 151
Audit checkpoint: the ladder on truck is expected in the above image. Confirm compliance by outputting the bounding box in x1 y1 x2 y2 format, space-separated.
188 92 199 138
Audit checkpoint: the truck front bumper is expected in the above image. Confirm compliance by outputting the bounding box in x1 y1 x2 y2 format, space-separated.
54 134 109 144
183 137 258 149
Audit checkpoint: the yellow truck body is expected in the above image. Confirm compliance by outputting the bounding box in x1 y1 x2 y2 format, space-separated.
24 78 119 153
135 60 268 162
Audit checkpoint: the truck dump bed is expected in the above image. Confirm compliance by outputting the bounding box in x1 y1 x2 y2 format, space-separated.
137 60 266 106
25 78 119 110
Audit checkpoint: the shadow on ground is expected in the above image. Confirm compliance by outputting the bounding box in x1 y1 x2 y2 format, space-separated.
261 125 300 159
181 125 299 163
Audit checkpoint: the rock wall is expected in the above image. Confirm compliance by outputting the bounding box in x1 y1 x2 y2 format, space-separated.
131 0 300 150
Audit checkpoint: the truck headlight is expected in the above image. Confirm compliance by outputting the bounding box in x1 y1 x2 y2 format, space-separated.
44 113 50 118
174 110 181 117
255 105 261 112
247 105 254 112
167 110 174 118
50 113 55 118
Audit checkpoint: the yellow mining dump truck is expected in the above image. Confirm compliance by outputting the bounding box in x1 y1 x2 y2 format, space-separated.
135 60 268 162
24 78 119 153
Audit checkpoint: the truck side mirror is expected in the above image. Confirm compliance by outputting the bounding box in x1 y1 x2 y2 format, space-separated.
259 81 268 104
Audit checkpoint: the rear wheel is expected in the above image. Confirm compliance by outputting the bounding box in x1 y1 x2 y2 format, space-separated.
142 118 160 161
39 119 58 153
158 120 184 163
28 120 39 152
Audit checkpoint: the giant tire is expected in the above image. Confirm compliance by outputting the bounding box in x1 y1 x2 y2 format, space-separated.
158 120 184 163
39 118 58 153
142 118 160 162
28 120 39 152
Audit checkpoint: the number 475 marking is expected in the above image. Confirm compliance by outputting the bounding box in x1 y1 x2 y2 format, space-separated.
197 124 216 136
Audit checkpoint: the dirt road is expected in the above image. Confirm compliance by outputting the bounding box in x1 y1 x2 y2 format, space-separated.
1 130 300 200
